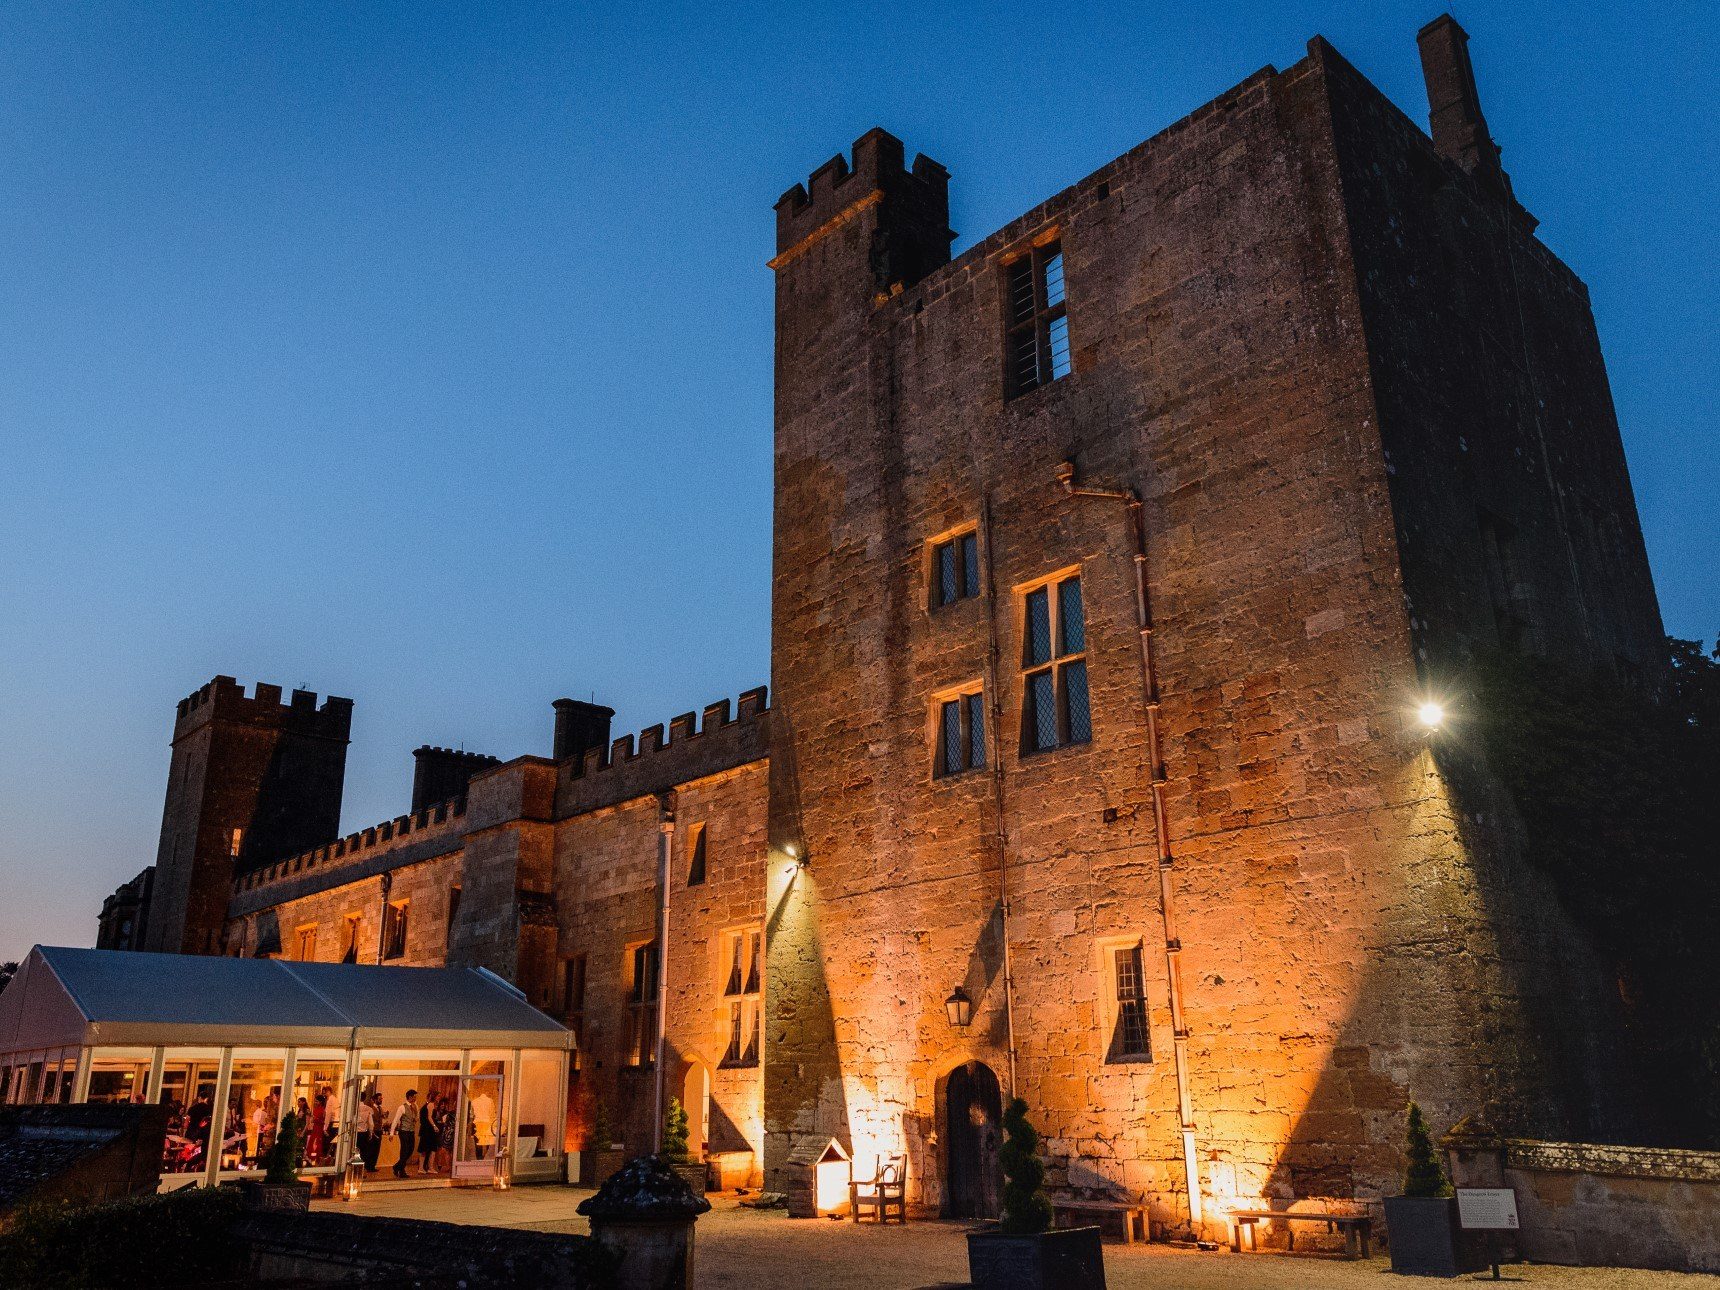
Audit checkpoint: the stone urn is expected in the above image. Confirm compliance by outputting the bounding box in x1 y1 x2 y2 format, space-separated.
577 1154 711 1290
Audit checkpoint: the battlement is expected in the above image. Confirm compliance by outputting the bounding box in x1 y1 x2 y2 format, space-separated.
773 128 951 267
173 675 352 740
557 685 769 815
232 793 468 896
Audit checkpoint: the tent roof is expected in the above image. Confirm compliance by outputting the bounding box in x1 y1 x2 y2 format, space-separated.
0 947 571 1054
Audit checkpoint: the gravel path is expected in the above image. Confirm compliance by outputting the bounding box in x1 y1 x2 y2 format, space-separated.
317 1185 1719 1288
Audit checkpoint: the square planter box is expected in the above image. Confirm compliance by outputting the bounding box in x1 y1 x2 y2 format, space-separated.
669 1160 709 1194
235 1179 312 1213
967 1226 1106 1290
1384 1196 1490 1277
582 1147 628 1187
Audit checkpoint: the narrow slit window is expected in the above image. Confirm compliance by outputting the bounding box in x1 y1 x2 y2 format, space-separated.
381 900 409 961
687 823 707 887
1110 944 1151 1060
627 942 659 1068
1021 573 1092 753
1004 241 1072 397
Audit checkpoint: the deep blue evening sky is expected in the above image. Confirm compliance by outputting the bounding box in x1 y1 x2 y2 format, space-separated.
0 2 1713 962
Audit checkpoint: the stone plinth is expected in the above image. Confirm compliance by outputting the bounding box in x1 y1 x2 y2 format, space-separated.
577 1154 711 1290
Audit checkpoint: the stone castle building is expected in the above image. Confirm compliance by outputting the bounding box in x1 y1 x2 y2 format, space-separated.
95 17 1665 1234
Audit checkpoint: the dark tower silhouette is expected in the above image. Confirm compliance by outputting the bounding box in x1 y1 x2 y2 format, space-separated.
552 698 614 763
142 676 351 955
411 746 501 812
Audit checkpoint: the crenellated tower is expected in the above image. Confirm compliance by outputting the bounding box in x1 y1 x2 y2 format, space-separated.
142 676 351 955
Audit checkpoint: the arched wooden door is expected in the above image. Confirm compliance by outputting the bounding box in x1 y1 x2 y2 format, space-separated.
945 1061 1004 1219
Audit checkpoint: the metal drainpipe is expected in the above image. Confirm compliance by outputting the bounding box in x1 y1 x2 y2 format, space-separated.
1055 461 1203 1230
979 494 1020 1096
651 790 676 1151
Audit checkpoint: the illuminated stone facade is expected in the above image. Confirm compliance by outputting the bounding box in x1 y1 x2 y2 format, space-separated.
97 15 1665 1237
762 16 1662 1235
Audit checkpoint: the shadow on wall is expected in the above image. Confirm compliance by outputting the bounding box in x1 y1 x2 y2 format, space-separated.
1248 744 1637 1240
763 706 852 1189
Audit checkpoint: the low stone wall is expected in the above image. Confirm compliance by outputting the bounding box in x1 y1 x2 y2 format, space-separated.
236 1209 614 1287
1448 1136 1720 1273
0 1103 167 1221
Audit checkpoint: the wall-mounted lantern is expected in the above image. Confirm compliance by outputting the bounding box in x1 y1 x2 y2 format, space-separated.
945 986 973 1028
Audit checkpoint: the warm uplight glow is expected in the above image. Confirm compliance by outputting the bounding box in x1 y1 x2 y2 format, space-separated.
342 1161 364 1201
1418 701 1445 729
815 1145 851 1213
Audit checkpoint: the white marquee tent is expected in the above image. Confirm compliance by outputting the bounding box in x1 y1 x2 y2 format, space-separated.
0 945 573 1189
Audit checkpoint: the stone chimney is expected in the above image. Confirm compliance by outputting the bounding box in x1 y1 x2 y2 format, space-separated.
553 698 615 763
1416 15 1505 189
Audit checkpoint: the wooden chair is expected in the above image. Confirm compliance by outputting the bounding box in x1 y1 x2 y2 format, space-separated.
850 1154 907 1223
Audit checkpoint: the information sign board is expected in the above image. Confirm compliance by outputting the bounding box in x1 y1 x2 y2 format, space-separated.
1456 1188 1519 1230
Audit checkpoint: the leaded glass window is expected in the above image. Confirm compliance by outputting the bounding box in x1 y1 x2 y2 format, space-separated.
1004 240 1073 397
934 686 987 778
1021 573 1092 753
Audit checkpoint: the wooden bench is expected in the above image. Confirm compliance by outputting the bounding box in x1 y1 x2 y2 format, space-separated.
1052 1200 1149 1244
1230 1210 1373 1259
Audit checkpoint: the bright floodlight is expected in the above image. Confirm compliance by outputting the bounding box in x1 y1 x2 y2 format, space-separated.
1418 702 1445 729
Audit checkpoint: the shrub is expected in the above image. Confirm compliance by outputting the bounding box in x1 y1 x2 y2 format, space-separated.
263 1109 303 1184
588 1098 613 1151
1401 1102 1453 1199
0 1187 244 1288
661 1098 691 1163
998 1098 1053 1235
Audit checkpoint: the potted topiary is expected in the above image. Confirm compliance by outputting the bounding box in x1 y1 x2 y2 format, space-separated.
661 1097 707 1194
966 1099 1105 1290
238 1110 312 1212
1384 1102 1487 1276
586 1099 626 1187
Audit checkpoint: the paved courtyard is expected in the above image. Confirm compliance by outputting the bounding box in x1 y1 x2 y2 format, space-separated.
315 1185 1717 1288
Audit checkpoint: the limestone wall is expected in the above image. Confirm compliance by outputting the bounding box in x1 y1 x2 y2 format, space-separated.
553 758 769 1174
1449 1137 1720 1273
764 28 1645 1237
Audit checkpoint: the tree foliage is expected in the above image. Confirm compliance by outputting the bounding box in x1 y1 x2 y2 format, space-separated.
588 1098 613 1151
262 1109 303 1184
1469 636 1720 1144
661 1097 691 1163
998 1098 1053 1235
1401 1101 1454 1198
